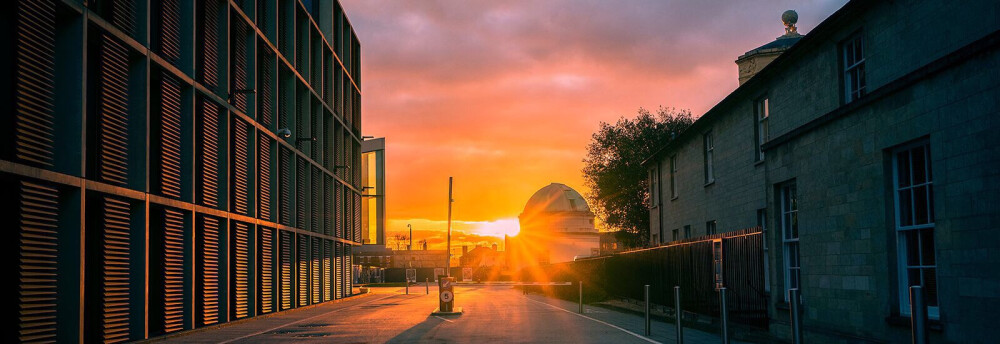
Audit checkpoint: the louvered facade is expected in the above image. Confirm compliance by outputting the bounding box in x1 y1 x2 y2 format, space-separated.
1 0 363 341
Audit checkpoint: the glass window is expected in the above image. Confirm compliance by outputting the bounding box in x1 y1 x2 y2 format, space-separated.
755 97 769 161
704 132 714 184
781 182 800 301
670 155 678 198
707 220 717 235
843 32 866 102
893 141 938 318
683 225 691 239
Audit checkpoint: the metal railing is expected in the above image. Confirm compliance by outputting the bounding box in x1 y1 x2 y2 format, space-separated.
528 227 769 329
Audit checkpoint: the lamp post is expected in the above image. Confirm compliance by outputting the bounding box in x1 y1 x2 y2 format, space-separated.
447 177 453 277
407 224 413 250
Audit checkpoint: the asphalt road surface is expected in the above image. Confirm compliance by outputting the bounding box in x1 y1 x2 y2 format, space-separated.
157 285 736 344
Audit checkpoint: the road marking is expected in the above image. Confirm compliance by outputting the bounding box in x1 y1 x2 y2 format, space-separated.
218 294 397 344
433 315 455 323
524 297 661 344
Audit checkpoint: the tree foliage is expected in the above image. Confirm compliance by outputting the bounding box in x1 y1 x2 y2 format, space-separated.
583 107 693 248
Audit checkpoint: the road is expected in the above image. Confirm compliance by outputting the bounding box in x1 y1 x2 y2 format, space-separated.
156 285 739 344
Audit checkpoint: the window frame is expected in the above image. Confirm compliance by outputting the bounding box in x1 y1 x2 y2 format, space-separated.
780 182 799 302
892 140 938 319
703 131 715 185
842 31 867 103
754 97 769 161
669 155 678 199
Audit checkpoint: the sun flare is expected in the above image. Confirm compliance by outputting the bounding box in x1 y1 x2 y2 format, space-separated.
471 218 521 238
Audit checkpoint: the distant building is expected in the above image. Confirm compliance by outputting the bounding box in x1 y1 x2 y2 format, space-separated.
645 3 999 342
598 232 625 255
509 183 600 270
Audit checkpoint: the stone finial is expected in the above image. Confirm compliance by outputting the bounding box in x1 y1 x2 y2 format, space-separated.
782 10 799 36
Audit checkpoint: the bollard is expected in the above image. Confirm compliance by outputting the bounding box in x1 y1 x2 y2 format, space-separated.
910 286 928 344
789 288 804 344
426 278 430 295
719 287 729 344
579 281 584 313
644 285 651 336
675 286 684 344
406 280 409 295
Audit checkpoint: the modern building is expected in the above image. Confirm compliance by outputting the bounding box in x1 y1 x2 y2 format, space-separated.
645 2 999 342
510 183 600 270
360 137 385 246
1 0 365 342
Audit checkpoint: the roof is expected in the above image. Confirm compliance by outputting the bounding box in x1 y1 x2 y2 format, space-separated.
521 183 592 215
642 0 873 166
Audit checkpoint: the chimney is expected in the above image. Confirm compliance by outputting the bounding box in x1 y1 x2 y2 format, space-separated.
462 245 468 256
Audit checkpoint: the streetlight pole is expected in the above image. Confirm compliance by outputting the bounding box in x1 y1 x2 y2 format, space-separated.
407 224 413 250
447 177 454 277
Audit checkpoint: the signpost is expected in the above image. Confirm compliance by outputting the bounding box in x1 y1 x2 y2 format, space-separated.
405 268 417 283
431 275 463 315
462 267 473 282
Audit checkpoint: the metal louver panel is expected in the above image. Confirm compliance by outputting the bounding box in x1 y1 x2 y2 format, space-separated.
157 73 183 199
323 240 333 302
346 246 353 293
258 226 274 314
199 0 220 88
278 70 289 132
107 0 137 38
256 0 269 32
296 158 307 229
96 35 130 186
278 147 291 226
198 98 220 208
231 222 249 319
355 192 362 241
334 66 343 115
344 189 352 242
324 176 332 236
18 181 60 343
232 119 250 215
159 208 186 334
346 245 353 293
231 21 248 112
311 167 321 233
335 242 342 299
297 234 308 307
98 196 132 343
335 183 343 238
14 0 56 168
197 215 221 326
258 134 272 221
311 238 320 304
279 230 293 310
258 51 273 128
157 0 181 65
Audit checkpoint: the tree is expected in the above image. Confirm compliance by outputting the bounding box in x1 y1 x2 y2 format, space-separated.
583 107 693 248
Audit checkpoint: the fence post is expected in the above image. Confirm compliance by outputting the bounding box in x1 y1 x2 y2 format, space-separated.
719 287 729 344
675 286 684 344
579 281 584 314
645 284 651 336
789 288 804 344
910 286 928 344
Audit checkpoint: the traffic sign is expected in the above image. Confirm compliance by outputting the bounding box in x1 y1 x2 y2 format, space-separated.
440 290 454 303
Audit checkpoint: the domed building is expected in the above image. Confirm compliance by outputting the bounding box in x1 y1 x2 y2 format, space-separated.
508 183 600 270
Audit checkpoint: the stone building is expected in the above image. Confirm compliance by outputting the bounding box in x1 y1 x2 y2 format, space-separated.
509 183 600 270
644 1 999 342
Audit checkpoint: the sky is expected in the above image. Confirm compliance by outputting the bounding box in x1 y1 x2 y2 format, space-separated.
340 0 847 252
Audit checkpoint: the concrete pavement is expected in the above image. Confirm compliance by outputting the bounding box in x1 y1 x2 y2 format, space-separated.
152 285 748 343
